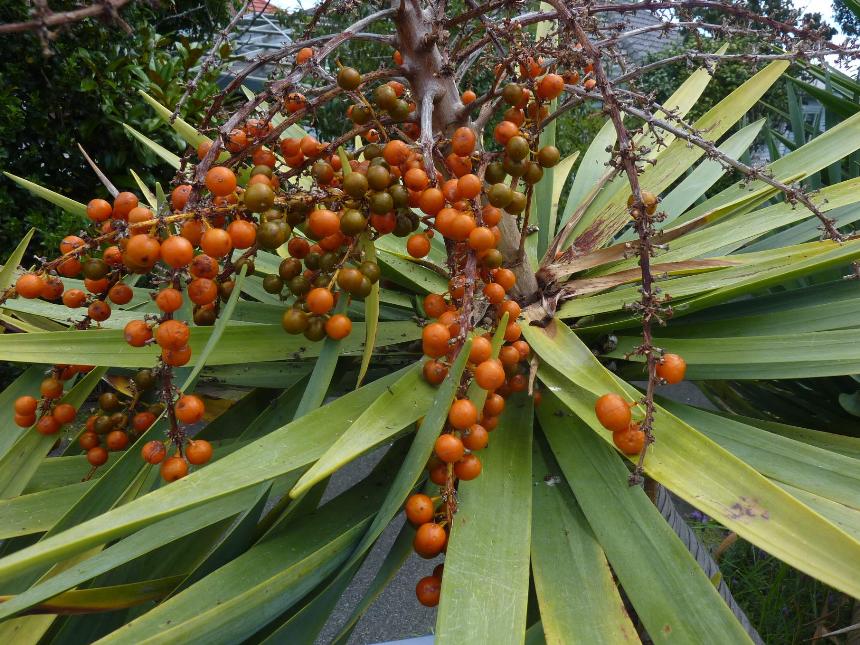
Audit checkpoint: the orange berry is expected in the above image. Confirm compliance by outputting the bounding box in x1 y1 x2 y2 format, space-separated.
132 411 157 432
171 184 192 211
186 439 213 465
428 459 448 485
484 393 505 417
188 278 217 305
141 440 166 464
113 192 139 220
226 128 248 153
422 322 451 358
205 167 237 197
296 46 313 64
155 288 183 313
79 431 100 450
435 433 465 463
468 336 492 364
494 268 516 291
454 453 482 480
509 373 528 392
456 173 482 200
537 73 564 100
197 140 213 160
14 413 35 428
161 235 195 268
594 393 632 432
413 522 447 558
405 168 430 191
190 254 219 279
160 455 188 482
423 359 449 385
87 446 109 466
423 293 448 318
306 288 334 315
162 345 192 367
200 228 233 259
84 278 109 295
416 576 442 607
461 89 477 104
40 377 63 399
123 320 152 347
52 403 77 425
468 226 495 251
325 314 352 340
86 198 112 222
407 233 431 258
383 140 410 166
656 353 687 384
499 342 520 367
106 430 129 451
15 273 44 299
88 300 111 322
484 282 505 304
405 493 435 525
175 394 205 424
156 320 190 350
613 424 645 455
448 398 477 430
419 187 445 215
124 234 161 271
59 235 85 254
493 120 519 145
15 395 38 415
482 205 501 227
449 214 476 241
463 423 489 451
308 209 340 239
62 288 86 309
503 321 522 342
451 127 477 156
107 283 133 305
36 414 60 435
475 359 506 391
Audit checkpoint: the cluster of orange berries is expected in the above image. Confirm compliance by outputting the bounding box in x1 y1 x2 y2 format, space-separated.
594 353 687 455
404 270 536 606
137 393 213 482
12 365 89 433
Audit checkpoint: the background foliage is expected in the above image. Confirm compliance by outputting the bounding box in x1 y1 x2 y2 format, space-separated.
0 0 234 261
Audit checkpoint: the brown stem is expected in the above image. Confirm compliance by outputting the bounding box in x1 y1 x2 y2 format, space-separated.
0 0 132 34
544 0 658 484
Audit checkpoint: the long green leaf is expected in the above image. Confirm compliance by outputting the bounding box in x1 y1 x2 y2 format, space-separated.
122 124 180 169
0 486 266 620
138 91 210 148
568 61 789 249
0 321 421 367
609 329 860 379
2 175 87 219
0 576 182 615
526 320 860 599
289 363 429 497
357 235 380 387
96 469 392 644
530 435 638 644
0 368 409 585
538 394 752 644
664 401 860 509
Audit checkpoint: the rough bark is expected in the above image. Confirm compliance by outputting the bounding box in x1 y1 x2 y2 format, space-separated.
393 0 541 302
